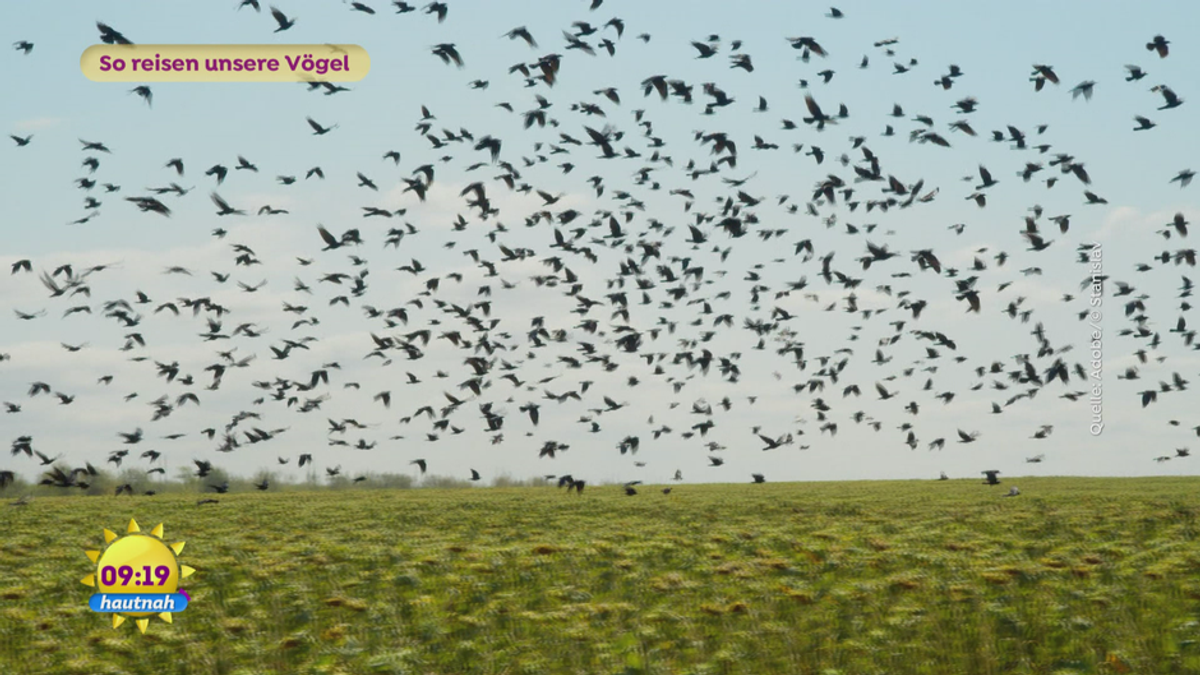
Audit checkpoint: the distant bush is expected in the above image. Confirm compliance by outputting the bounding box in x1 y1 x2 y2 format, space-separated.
419 475 476 489
491 473 554 488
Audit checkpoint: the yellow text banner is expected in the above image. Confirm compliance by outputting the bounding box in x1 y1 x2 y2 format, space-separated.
81 44 369 82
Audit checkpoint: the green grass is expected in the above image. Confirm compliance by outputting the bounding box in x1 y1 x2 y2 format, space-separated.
4 477 1200 674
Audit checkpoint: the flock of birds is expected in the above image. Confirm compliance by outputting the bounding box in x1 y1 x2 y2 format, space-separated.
3 3 1198 505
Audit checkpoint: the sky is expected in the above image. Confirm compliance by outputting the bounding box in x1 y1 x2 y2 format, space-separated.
1 0 1199 489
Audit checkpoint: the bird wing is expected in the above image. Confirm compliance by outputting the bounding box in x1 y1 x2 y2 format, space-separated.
804 95 823 118
317 225 339 247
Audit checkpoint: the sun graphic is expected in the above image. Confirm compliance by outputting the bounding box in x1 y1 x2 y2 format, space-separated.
80 519 195 634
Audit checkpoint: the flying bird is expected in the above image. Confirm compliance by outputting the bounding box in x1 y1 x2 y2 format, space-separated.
432 44 464 67
210 192 246 216
306 117 338 135
130 86 153 107
1146 35 1169 58
97 22 133 45
269 5 296 31
1069 81 1095 101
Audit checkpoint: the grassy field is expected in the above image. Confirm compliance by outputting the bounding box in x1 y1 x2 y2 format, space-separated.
3 477 1200 675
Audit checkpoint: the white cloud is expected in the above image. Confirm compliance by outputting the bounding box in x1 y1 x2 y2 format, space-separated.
13 117 65 131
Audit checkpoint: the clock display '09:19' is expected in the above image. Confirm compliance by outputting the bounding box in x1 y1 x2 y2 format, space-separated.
100 565 171 586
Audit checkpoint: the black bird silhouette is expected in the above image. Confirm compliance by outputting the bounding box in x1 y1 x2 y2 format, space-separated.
130 86 153 107
80 139 112 153
425 2 448 22
1134 116 1156 131
432 44 464 68
505 26 537 48
210 192 245 216
802 94 833 130
205 164 229 183
1146 35 1169 58
307 117 338 135
1069 81 1095 101
97 22 133 45
269 6 296 31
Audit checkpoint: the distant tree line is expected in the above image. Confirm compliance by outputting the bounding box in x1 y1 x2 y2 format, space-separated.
1 464 556 497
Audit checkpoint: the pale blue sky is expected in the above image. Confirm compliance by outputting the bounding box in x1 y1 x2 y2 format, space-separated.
2 1 1198 488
